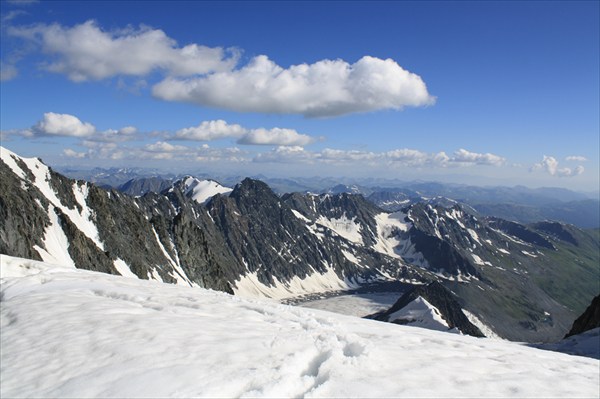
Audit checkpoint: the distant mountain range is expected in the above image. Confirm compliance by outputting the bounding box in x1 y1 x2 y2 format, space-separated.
56 167 600 228
2 146 599 342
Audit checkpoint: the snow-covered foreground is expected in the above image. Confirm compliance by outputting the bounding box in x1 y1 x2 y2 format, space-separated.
1 255 599 398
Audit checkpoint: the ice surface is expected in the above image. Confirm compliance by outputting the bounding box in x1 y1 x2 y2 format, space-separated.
299 292 399 317
1 255 599 398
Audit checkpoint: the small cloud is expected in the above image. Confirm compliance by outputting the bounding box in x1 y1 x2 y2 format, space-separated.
237 128 314 146
174 120 315 147
34 112 95 137
565 155 587 162
175 120 246 141
450 148 506 166
144 141 189 154
532 155 584 177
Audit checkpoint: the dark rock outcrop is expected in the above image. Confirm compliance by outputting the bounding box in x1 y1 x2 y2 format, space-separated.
565 295 600 338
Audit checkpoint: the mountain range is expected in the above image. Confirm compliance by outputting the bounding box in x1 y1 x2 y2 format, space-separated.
56 166 600 229
1 146 599 343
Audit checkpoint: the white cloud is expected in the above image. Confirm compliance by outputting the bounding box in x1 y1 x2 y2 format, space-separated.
532 155 585 177
565 155 587 162
8 20 238 81
34 112 95 137
90 126 139 143
237 128 314 146
175 120 315 147
10 112 139 142
175 120 246 141
450 148 506 166
144 141 190 154
152 55 435 117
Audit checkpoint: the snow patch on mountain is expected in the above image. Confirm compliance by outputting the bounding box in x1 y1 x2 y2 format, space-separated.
462 310 503 340
467 228 481 245
341 249 361 266
113 258 137 279
291 209 310 223
372 211 409 259
234 267 359 299
471 254 485 266
315 214 363 244
33 206 76 268
182 177 232 204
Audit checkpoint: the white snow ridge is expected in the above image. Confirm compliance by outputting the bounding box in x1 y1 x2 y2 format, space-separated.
1 255 598 398
182 177 232 204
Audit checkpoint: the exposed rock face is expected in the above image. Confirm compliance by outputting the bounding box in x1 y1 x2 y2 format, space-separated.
565 295 600 338
368 281 485 338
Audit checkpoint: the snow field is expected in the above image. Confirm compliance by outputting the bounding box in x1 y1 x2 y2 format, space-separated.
2 255 599 398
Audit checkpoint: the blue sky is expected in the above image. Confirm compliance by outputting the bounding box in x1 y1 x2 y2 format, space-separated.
1 0 598 191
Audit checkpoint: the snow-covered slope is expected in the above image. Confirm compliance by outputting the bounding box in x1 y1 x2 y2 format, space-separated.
180 176 232 204
2 255 598 399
